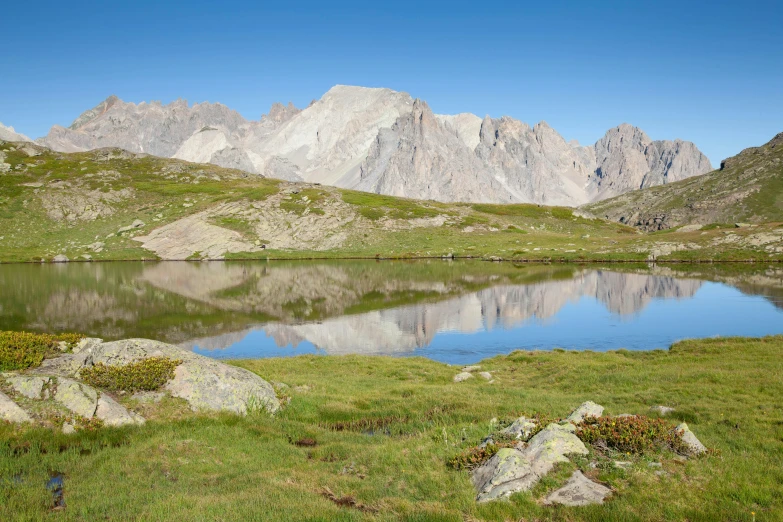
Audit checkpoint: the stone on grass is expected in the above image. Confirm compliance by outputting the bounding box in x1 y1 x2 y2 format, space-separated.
472 423 588 502
501 416 538 441
566 401 604 423
461 365 481 372
62 422 76 434
0 390 32 423
544 471 612 506
651 405 675 416
675 423 707 455
453 372 474 383
5 375 49 399
478 371 493 380
52 254 69 263
613 460 632 469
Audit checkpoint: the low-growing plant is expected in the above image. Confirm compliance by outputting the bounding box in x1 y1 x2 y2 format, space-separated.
80 357 182 392
447 438 517 470
576 415 689 454
0 331 84 371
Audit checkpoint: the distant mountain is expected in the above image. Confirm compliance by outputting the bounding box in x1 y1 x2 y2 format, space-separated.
34 85 711 206
585 132 783 230
0 123 31 142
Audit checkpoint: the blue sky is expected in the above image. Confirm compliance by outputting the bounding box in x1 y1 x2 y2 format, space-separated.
1 1 781 164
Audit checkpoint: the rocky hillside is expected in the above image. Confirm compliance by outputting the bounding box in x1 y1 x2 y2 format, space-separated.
585 132 783 230
3 139 780 263
32 86 711 206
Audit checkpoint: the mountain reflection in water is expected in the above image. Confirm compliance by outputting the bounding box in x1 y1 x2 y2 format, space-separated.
0 261 781 363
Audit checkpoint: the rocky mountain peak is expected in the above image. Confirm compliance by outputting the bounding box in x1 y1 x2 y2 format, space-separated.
30 85 712 205
69 95 121 130
264 102 301 125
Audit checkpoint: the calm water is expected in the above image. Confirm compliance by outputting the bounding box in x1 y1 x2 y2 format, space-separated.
0 261 782 364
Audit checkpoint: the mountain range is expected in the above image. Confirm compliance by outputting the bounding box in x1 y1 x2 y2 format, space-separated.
20 86 712 206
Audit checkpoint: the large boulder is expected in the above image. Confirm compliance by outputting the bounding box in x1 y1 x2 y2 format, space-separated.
472 423 588 502
36 338 279 414
0 390 32 423
544 470 612 506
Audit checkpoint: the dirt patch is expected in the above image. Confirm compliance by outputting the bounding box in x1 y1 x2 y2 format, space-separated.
319 487 378 513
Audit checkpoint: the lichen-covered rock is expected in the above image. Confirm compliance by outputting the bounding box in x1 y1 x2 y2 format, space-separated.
501 416 538 441
95 394 145 426
676 423 707 455
54 378 98 418
453 372 474 383
38 338 279 414
5 375 49 399
0 390 32 423
566 401 604 423
544 471 612 506
472 423 588 502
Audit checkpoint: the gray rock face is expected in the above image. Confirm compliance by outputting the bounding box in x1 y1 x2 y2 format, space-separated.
33 86 710 206
0 390 32 423
544 470 612 506
40 338 279 414
471 422 588 502
52 254 69 263
5 375 49 399
676 423 707 455
54 378 99 418
590 124 712 201
566 401 605 423
53 377 144 426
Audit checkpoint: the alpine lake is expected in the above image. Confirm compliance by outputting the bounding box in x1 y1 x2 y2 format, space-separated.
2 260 781 364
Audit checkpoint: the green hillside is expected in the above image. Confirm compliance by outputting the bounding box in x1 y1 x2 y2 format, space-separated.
1 140 782 263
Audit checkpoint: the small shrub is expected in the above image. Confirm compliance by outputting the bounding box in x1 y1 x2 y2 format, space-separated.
447 439 517 470
80 357 182 392
576 415 688 454
0 331 84 371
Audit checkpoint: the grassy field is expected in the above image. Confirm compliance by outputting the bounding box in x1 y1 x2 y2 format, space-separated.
2 336 781 521
1 141 782 264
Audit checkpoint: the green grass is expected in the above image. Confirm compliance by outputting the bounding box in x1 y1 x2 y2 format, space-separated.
1 336 781 520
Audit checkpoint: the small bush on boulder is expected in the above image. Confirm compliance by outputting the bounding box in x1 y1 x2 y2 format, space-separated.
80 357 182 392
0 331 84 371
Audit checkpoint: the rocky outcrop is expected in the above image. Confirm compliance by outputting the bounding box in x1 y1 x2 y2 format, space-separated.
33 86 710 206
472 422 589 502
543 471 612 506
37 338 279 414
